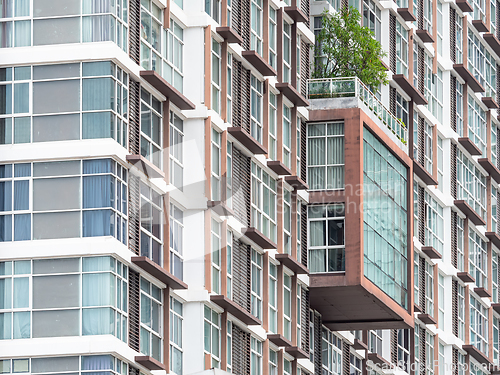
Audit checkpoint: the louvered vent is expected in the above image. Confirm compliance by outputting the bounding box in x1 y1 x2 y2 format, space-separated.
390 87 396 115
417 0 424 29
418 185 425 244
390 330 398 365
452 347 459 375
128 0 141 64
241 68 251 133
300 40 310 97
450 9 456 63
497 64 500 107
418 46 424 94
232 0 241 37
419 256 426 311
389 15 396 73
451 211 458 268
451 77 457 132
232 240 251 312
233 61 243 129
241 0 251 51
342 341 350 375
232 148 251 226
301 0 310 26
128 269 140 352
314 313 322 375
452 279 458 337
496 129 500 169
301 204 308 266
341 0 349 11
129 366 139 375
128 174 140 256
419 326 426 372
232 325 251 375
497 190 500 233
451 144 457 198
301 288 310 353
128 80 141 155
417 116 425 166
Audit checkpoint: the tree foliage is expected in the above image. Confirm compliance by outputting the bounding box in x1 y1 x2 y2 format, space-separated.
313 7 388 89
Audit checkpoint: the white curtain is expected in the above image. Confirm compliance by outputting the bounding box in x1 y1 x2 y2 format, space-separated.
83 15 115 43
14 21 30 47
82 307 115 335
82 272 114 307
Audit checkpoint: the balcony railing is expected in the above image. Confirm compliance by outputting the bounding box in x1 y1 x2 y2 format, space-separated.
307 77 408 144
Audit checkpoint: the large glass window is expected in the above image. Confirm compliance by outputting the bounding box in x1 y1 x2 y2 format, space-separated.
0 159 127 242
425 192 444 255
362 0 381 41
269 92 277 160
456 82 464 136
363 129 408 308
140 277 162 361
284 273 292 340
283 104 292 169
0 0 128 50
307 122 344 190
308 204 345 273
322 328 342 375
470 295 488 355
283 22 291 83
425 261 434 317
169 203 183 280
140 88 162 168
269 262 277 333
211 39 221 115
205 0 221 23
211 128 221 201
250 0 263 55
269 7 277 69
457 149 486 220
140 182 162 266
469 228 488 288
250 337 262 375
468 94 487 155
163 19 184 92
169 297 183 375
397 329 410 372
0 63 128 147
211 219 221 294
250 75 263 143
251 162 277 242
204 305 221 368
169 111 184 191
0 256 128 341
251 249 263 319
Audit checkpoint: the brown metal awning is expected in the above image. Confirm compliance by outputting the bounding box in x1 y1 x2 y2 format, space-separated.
462 345 491 365
478 158 500 184
210 295 261 325
242 50 277 77
458 137 483 156
276 253 309 274
484 34 500 57
481 97 499 109
392 75 428 105
267 161 292 176
454 200 486 226
131 257 188 290
126 155 165 179
457 271 475 283
140 70 195 110
472 19 489 33
397 8 416 21
207 201 234 217
285 346 309 359
227 127 267 154
267 333 292 347
276 83 309 107
421 246 442 259
474 287 491 298
453 64 485 93
413 160 438 185
242 227 277 249
415 29 434 43
284 175 309 190
216 26 243 44
284 6 308 23
418 313 437 325
456 0 473 11
135 356 165 371
486 232 500 248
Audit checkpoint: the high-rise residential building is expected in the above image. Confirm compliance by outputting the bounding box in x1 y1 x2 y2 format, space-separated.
0 0 499 374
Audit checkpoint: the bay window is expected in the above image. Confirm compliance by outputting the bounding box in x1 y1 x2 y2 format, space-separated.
308 204 345 273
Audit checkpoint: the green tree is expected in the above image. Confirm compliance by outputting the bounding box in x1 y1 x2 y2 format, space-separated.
313 7 388 89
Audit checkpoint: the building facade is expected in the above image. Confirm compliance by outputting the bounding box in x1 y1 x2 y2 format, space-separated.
0 0 499 374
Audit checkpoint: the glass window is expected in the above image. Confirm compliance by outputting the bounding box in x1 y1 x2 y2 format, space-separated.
308 204 345 273
211 219 221 294
269 7 277 69
395 21 408 76
204 305 221 368
457 149 487 220
397 329 410 372
470 295 488 355
170 111 183 191
163 19 184 92
140 182 162 266
227 53 232 124
362 0 381 41
425 261 434 317
283 22 291 83
140 277 162 361
456 82 463 136
467 94 487 155
469 228 488 288
269 262 277 333
250 75 263 143
227 141 233 208
169 297 183 375
307 122 345 190
283 104 292 168
425 192 444 255
140 89 162 168
283 273 292 340
227 230 232 297
211 128 221 201
251 162 277 242
205 0 221 23
458 283 465 340
321 327 342 375
211 39 221 114
251 249 263 320
250 0 263 55
250 337 262 375
169 203 183 280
